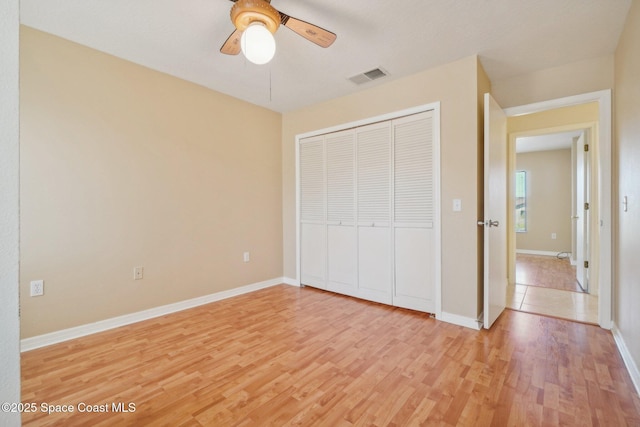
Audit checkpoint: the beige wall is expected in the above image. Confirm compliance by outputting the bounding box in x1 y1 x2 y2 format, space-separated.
20 27 283 338
492 55 614 108
508 103 599 134
614 0 640 381
516 149 572 252
282 56 485 320
0 0 22 420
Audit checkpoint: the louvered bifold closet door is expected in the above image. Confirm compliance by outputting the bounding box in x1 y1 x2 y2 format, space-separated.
326 130 357 296
300 136 326 289
356 121 393 304
392 111 437 313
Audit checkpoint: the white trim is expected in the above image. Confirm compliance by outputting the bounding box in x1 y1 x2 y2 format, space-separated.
504 91 609 117
21 278 286 352
505 90 612 329
439 311 482 330
516 249 564 257
295 102 442 319
612 323 640 396
433 106 442 318
296 103 440 141
282 277 300 287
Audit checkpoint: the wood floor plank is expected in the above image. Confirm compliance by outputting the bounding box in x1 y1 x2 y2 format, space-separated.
20 285 640 426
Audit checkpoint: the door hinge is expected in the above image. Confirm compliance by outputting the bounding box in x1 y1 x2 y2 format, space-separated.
584 144 589 152
584 260 589 268
584 202 590 210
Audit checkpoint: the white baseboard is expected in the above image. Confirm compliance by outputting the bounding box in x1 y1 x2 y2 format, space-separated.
439 311 482 330
516 249 567 257
612 323 640 396
21 277 286 352
282 277 300 287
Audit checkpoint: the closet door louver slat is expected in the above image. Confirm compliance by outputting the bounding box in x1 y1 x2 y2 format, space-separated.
326 131 355 223
300 137 325 222
394 115 433 224
357 124 391 223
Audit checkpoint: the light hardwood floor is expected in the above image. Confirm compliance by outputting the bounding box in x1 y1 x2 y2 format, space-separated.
21 285 640 426
515 254 582 292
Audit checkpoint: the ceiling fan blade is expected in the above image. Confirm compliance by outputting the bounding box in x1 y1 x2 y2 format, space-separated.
220 29 242 55
280 13 336 48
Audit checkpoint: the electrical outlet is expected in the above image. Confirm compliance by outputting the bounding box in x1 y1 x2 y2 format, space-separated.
551 233 557 240
30 280 44 297
133 266 144 280
243 252 250 263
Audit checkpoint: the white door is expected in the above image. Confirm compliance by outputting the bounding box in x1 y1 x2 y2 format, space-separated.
575 132 590 291
300 136 327 289
483 93 508 329
356 121 392 304
326 130 357 296
392 112 437 313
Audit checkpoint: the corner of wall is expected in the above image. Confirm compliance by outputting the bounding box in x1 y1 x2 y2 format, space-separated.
0 0 22 421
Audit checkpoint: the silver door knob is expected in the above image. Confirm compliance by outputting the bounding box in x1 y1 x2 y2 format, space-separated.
477 221 486 226
489 220 499 227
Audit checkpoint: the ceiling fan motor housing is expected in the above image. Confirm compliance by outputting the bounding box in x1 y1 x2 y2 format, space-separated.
231 0 280 33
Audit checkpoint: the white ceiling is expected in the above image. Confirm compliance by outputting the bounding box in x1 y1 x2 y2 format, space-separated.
516 130 584 153
20 0 631 113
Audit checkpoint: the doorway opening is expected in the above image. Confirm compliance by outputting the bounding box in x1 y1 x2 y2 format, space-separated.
502 91 611 328
508 127 598 323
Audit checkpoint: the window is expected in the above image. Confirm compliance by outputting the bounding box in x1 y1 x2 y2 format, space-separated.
515 171 527 232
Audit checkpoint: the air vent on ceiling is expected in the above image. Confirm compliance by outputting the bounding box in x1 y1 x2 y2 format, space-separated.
348 67 389 85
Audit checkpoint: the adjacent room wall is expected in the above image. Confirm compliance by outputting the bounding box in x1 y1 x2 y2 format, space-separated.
491 55 615 108
516 149 572 253
282 55 483 322
0 0 21 423
20 27 284 338
614 0 640 388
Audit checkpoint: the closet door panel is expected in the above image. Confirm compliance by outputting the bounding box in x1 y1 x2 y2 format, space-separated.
394 227 434 312
358 226 392 304
300 136 326 288
326 130 355 223
357 123 391 225
326 130 356 294
300 137 325 222
301 224 326 288
392 111 437 313
394 113 434 224
356 122 392 302
327 225 356 295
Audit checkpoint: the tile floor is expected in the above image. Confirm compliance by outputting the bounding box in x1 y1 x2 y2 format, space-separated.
507 283 599 324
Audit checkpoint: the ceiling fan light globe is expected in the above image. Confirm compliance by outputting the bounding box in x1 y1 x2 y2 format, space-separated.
240 22 276 65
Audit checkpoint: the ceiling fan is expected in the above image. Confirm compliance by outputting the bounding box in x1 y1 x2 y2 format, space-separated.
220 0 337 64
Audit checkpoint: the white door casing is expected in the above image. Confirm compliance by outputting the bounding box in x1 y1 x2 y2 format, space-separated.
575 132 587 290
